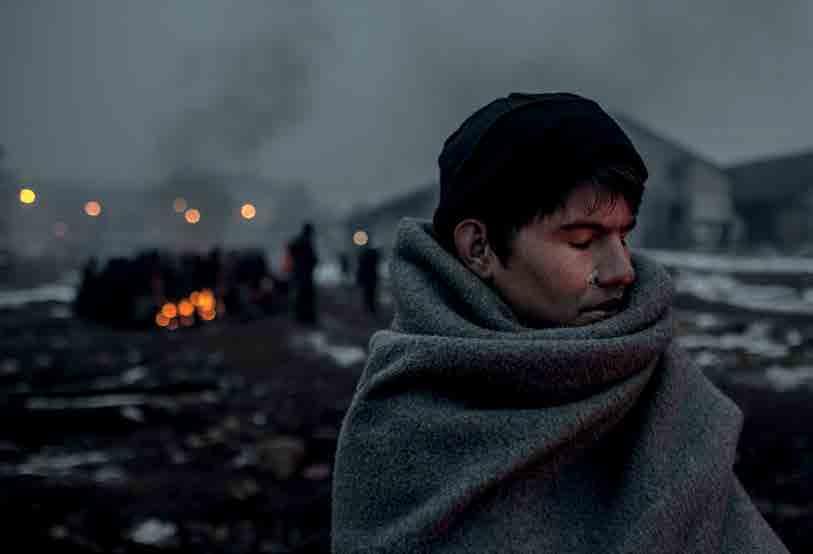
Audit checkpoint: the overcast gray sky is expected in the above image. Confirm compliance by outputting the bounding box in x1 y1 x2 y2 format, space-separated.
2 0 812 211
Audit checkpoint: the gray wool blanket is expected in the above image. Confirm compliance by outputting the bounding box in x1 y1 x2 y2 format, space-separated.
332 218 788 553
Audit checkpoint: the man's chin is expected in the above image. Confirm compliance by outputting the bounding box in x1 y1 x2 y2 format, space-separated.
521 308 619 329
572 309 618 326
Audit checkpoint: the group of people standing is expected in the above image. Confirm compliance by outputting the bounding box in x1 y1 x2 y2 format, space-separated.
284 221 382 327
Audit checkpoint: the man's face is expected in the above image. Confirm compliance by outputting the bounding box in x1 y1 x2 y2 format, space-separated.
490 182 636 327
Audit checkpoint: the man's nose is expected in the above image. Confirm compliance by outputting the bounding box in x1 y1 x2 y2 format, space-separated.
596 241 635 288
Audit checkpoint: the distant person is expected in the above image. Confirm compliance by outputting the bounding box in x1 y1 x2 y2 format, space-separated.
73 256 99 319
279 242 295 283
202 247 224 293
289 222 319 325
356 244 380 314
332 93 789 552
338 251 351 287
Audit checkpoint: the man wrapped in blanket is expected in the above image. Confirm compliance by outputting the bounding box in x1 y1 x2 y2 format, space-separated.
332 92 789 554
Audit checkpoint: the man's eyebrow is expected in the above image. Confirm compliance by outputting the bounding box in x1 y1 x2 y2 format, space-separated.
559 218 637 233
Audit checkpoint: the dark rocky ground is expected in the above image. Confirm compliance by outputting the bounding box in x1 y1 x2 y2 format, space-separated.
0 284 810 552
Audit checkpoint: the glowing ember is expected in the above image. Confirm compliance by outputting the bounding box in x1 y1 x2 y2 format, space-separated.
161 303 178 319
197 289 215 312
155 313 170 327
178 299 194 317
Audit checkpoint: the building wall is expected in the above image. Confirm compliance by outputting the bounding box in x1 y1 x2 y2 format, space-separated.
618 119 738 251
767 188 813 251
730 156 813 253
684 162 742 249
346 117 740 255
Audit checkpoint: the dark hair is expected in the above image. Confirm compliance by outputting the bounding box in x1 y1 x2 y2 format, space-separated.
433 164 644 267
432 93 648 266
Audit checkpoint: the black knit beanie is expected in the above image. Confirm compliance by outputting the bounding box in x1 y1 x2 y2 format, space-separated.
433 92 648 242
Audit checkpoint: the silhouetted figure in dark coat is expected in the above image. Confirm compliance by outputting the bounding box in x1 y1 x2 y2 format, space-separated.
289 222 319 324
201 247 223 292
356 245 380 314
74 257 99 319
339 251 351 286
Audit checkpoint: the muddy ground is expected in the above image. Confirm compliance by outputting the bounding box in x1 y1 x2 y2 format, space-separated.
0 285 810 552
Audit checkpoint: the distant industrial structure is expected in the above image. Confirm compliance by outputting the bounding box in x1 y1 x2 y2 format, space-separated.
727 150 813 255
615 115 741 251
345 113 743 255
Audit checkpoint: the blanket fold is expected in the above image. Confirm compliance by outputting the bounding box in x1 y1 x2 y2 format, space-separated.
332 218 787 553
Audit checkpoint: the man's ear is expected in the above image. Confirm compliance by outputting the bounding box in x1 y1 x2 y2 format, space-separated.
453 219 497 279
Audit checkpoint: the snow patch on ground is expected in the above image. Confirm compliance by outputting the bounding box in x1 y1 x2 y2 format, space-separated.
19 451 114 476
674 271 813 316
315 262 343 286
678 321 790 358
129 519 178 546
764 366 813 392
728 366 813 393
291 331 366 368
0 283 76 308
642 249 813 274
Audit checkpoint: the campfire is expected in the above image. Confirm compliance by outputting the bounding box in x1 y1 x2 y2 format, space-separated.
155 289 220 329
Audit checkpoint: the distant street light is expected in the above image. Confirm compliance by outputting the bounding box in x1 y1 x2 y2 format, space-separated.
19 188 36 204
84 200 102 217
240 203 256 220
184 208 201 224
353 230 369 246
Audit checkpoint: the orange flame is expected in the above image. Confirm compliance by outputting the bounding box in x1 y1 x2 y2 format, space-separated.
161 302 178 319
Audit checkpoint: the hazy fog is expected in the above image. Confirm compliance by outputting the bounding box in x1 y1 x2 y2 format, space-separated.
2 0 813 211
